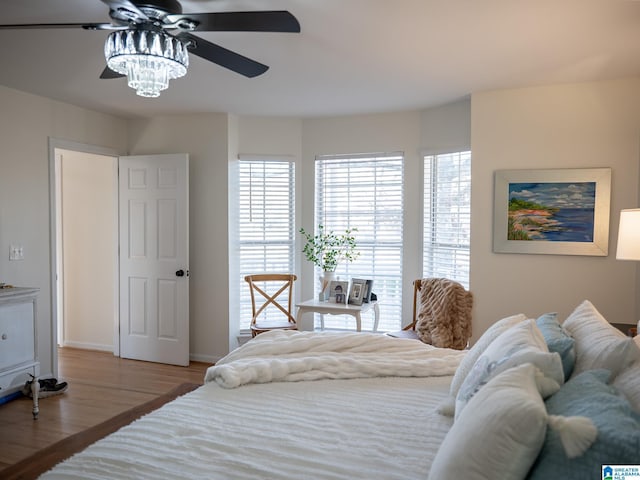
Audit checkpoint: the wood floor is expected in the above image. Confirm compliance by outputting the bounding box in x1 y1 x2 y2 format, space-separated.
0 347 210 472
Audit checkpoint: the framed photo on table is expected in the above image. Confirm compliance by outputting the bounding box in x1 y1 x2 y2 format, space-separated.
352 278 374 303
328 281 349 304
348 279 367 305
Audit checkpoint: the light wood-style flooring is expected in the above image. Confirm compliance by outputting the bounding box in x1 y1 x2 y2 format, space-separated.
0 347 210 472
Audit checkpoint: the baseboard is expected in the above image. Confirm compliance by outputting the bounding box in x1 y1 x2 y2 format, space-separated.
62 341 113 352
60 343 220 365
189 337 251 364
189 353 220 364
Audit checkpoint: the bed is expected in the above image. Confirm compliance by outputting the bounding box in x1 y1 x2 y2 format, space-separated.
39 300 640 479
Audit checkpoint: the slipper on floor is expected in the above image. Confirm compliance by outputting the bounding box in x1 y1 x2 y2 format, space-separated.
22 377 69 398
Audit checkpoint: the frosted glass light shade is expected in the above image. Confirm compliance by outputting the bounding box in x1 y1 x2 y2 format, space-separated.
105 29 188 98
616 209 640 260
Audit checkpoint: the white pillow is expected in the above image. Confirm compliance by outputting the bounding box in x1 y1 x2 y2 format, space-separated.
613 359 640 413
437 313 526 417
562 300 640 377
429 363 559 480
614 336 640 413
449 314 526 399
455 319 564 419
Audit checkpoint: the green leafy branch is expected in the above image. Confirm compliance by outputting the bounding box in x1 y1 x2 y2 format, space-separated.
299 225 360 272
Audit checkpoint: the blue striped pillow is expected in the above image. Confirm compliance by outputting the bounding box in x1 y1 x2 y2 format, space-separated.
536 312 576 381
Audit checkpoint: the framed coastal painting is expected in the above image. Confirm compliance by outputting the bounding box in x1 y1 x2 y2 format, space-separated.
493 168 611 256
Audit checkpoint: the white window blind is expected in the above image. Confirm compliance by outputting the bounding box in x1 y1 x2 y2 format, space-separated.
423 151 471 288
315 152 404 331
237 158 295 331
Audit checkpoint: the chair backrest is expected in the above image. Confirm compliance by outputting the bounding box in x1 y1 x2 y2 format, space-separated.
403 279 424 331
410 279 423 330
413 277 473 350
244 274 297 327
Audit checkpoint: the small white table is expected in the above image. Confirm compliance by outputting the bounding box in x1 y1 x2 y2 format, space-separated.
296 299 380 332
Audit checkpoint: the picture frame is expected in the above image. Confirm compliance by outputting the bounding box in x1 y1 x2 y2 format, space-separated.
328 280 349 304
348 279 367 305
493 167 611 256
352 278 374 303
364 279 374 303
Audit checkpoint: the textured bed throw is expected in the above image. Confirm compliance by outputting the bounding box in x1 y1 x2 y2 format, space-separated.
205 330 465 388
415 278 473 350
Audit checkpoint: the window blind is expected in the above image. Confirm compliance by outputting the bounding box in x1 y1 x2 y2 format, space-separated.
423 151 471 288
315 152 404 331
237 158 295 330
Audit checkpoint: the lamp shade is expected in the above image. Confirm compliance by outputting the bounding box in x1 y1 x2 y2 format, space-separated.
616 208 640 260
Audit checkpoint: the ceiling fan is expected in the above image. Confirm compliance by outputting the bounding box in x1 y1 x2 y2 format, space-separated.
0 0 301 97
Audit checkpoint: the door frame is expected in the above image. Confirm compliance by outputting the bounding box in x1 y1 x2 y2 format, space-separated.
48 138 122 376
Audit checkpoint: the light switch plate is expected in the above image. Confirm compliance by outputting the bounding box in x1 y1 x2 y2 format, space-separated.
9 245 24 261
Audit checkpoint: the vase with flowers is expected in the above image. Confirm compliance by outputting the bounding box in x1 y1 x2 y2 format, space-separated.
299 225 360 300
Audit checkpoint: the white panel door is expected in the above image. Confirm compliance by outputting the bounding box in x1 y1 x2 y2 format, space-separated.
119 154 189 366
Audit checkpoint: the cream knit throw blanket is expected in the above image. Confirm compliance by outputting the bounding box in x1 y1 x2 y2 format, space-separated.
205 330 465 388
415 278 473 350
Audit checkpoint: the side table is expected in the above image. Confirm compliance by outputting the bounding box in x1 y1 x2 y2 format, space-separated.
295 299 380 332
611 322 638 337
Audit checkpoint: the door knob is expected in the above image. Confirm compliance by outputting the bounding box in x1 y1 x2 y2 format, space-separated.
176 269 185 277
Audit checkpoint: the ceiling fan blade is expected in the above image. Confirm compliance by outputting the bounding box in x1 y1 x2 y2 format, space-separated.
167 11 300 33
0 23 115 30
177 32 269 78
100 66 125 79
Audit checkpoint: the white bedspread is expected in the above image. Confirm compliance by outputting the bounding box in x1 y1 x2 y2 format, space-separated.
205 330 465 388
41 377 455 480
41 332 463 479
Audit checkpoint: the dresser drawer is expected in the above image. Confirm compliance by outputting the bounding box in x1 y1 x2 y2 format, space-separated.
0 301 35 371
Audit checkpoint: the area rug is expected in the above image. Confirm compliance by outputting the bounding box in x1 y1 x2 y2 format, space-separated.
2 382 201 480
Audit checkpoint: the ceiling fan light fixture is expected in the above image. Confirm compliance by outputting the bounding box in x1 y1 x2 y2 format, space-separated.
104 28 189 97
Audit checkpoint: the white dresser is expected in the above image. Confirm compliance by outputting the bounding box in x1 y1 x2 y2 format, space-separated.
0 287 40 416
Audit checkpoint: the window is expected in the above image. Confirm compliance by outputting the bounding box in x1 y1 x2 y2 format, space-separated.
315 152 404 331
236 157 295 331
423 151 471 288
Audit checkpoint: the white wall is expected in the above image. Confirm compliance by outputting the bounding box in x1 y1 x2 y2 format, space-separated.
2 78 638 368
237 116 303 156
470 78 640 339
420 98 471 152
299 102 471 329
227 115 240 349
127 113 231 363
0 85 127 379
230 115 303 337
301 110 423 327
60 150 117 351
127 109 470 354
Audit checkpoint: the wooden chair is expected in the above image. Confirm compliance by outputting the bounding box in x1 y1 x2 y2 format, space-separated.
245 274 298 337
387 278 472 349
386 279 423 340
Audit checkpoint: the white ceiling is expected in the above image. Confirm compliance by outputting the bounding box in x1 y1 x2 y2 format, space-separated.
1 0 639 119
